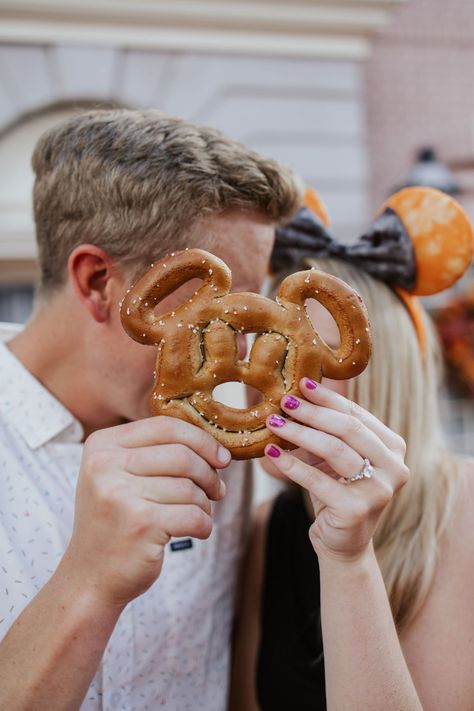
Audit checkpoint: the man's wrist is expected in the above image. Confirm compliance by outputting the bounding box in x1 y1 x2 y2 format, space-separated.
53 555 126 624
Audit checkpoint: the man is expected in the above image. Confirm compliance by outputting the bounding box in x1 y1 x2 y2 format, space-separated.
0 109 301 710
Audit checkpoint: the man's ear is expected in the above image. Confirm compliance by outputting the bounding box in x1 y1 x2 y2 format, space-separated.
68 245 120 323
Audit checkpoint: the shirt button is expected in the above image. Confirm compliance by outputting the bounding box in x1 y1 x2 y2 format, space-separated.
110 691 121 707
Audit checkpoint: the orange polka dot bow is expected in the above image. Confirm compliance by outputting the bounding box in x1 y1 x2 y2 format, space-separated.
272 186 474 355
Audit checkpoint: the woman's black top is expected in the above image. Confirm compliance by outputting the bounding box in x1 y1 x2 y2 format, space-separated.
256 487 326 710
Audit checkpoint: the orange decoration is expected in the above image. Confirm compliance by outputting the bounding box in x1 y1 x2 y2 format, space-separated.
304 187 331 227
383 187 474 296
435 284 474 396
393 288 427 356
278 185 474 358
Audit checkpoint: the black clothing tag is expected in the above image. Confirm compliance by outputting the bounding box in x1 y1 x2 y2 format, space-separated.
170 538 193 552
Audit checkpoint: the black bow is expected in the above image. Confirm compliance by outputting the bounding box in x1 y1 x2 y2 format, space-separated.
272 206 416 291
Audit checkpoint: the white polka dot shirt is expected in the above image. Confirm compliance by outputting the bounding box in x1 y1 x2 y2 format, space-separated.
0 325 249 710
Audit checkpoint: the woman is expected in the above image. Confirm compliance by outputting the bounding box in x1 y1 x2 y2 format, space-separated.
230 194 474 710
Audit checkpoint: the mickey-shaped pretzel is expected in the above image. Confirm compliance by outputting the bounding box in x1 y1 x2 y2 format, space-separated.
121 249 371 459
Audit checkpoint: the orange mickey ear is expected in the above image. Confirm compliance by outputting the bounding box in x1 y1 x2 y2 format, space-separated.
304 187 331 228
382 187 474 296
393 288 427 355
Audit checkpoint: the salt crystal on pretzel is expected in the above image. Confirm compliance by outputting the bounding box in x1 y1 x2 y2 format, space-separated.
121 249 372 459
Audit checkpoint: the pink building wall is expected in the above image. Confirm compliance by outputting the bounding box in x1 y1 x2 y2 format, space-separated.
366 0 474 211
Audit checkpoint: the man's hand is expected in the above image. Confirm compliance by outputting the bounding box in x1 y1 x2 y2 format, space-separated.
0 417 231 711
61 416 231 608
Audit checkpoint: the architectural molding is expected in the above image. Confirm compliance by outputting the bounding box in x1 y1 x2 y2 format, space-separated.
0 0 407 59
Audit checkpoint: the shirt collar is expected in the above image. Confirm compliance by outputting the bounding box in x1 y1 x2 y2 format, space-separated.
0 337 84 449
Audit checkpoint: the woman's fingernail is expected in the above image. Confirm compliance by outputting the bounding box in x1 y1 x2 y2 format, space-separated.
268 414 286 428
266 445 281 458
219 479 227 496
217 445 231 465
304 378 318 390
283 395 300 410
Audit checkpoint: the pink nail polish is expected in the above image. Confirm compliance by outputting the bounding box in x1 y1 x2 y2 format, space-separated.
304 378 318 390
268 414 286 428
266 445 281 458
283 395 300 410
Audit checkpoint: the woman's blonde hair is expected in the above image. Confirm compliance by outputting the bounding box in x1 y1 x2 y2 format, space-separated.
299 257 460 631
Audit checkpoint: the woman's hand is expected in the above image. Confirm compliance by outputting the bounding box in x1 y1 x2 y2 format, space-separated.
265 378 409 563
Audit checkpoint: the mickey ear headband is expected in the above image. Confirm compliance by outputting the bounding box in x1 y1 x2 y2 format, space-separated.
272 186 474 356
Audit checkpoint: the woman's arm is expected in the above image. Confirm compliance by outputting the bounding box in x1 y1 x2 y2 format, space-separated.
265 379 423 711
320 467 474 711
400 461 474 709
229 501 272 711
319 547 422 711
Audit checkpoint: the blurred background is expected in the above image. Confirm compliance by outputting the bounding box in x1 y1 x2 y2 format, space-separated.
1 0 474 466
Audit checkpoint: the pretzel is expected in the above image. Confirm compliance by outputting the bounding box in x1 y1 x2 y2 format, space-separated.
120 249 371 459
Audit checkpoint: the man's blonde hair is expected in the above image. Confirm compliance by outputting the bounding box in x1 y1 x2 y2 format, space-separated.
32 109 302 292
303 257 460 631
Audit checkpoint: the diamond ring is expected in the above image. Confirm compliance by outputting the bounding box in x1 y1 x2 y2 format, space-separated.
344 457 374 483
